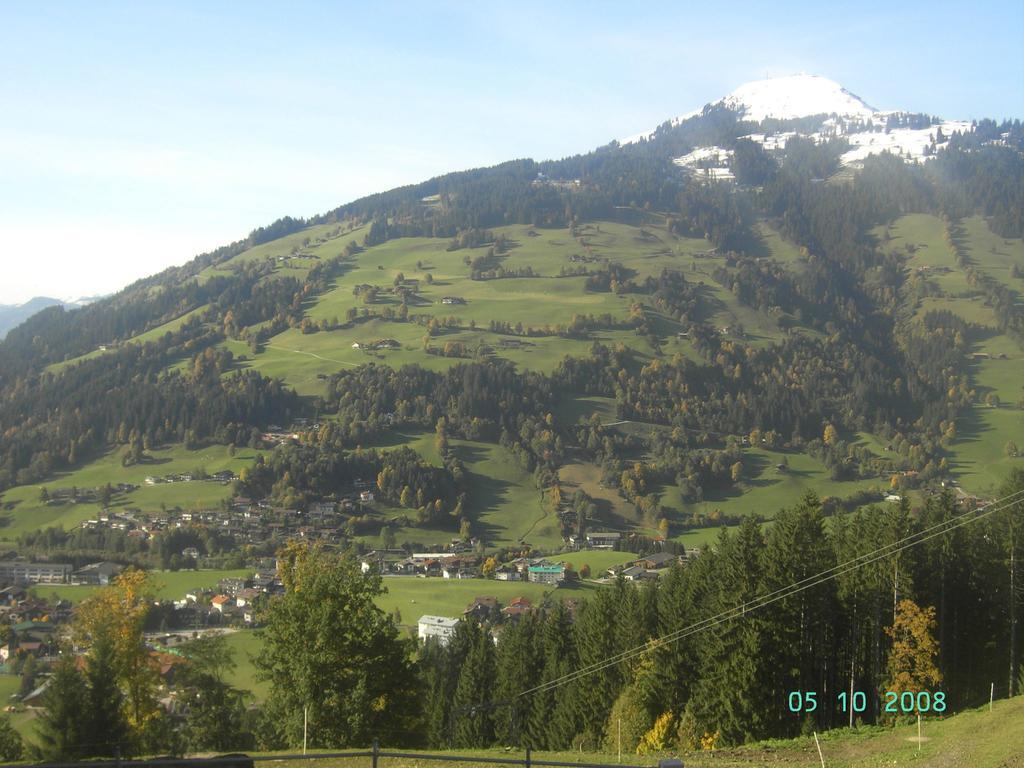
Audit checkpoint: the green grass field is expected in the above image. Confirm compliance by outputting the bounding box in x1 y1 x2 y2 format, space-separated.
947 404 1024 495
376 577 599 626
0 443 260 544
355 434 563 550
31 568 252 605
876 213 975 297
961 214 1024 293
222 628 272 702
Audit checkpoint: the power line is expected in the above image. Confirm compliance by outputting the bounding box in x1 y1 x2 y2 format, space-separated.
519 487 1024 698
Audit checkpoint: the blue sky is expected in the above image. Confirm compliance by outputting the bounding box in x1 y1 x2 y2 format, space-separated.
1 1 1022 304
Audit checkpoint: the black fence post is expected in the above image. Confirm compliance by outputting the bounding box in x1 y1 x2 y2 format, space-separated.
372 739 379 768
525 747 531 768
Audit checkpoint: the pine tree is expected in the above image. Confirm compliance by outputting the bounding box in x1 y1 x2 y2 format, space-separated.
494 612 541 746
35 657 89 760
690 519 772 744
761 494 838 735
84 630 129 756
537 602 580 749
0 715 21 761
573 584 626 744
452 619 497 747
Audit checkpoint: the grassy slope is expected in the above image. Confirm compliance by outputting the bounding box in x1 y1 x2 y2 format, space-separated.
231 696 1024 767
227 218 800 396
22 215 1019 550
874 214 1024 497
0 444 261 544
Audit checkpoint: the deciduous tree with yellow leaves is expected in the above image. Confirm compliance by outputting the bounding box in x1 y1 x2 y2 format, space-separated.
885 598 943 696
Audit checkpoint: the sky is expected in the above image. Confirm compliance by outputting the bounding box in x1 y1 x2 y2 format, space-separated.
1 1 1022 305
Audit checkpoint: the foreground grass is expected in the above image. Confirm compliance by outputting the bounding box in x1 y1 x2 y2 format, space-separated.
241 696 1024 767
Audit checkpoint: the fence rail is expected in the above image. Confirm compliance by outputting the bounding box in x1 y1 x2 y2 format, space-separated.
0 742 664 768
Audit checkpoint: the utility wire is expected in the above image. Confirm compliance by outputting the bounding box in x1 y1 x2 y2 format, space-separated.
519 487 1024 698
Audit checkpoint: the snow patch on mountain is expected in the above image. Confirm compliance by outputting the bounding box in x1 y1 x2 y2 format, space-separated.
673 146 735 180
839 119 973 165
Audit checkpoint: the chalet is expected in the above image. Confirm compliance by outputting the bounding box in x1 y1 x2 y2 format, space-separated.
464 596 499 620
494 565 521 581
441 296 467 305
417 615 459 645
235 588 260 608
359 490 375 503
210 595 232 614
501 596 533 621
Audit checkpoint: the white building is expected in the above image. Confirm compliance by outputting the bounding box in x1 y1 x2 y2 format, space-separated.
417 615 459 645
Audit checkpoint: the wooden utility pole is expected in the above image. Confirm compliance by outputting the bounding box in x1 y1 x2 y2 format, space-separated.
813 731 825 767
1010 546 1017 697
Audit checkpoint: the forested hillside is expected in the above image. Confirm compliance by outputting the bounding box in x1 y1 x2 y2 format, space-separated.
0 102 1022 755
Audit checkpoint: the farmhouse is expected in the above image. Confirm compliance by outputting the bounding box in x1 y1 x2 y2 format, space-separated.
631 552 678 570
441 296 467 305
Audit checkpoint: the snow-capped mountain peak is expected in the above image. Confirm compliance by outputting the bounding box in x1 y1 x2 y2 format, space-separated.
622 74 879 144
720 73 877 122
620 73 974 172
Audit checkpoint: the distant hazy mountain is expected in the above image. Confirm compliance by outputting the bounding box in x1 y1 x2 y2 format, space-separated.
0 295 101 339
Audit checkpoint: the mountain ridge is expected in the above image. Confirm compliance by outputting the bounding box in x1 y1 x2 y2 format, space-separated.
0 295 104 339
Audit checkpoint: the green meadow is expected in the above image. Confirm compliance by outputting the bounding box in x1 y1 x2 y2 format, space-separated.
0 443 260 544
356 433 563 550
31 568 252 605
